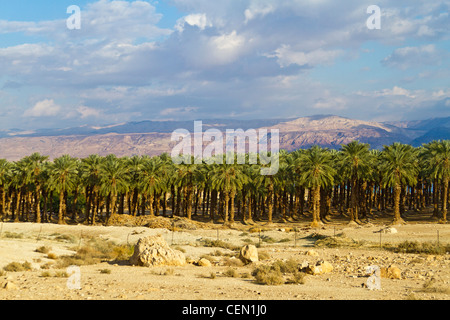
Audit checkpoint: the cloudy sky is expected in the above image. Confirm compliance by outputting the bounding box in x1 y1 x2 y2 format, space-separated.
0 0 449 130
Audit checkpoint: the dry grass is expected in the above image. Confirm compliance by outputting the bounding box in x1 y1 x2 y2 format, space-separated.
35 246 52 254
252 259 305 286
3 261 32 272
223 268 239 278
419 278 450 294
2 231 23 239
47 252 58 260
391 241 449 255
55 238 134 268
198 239 240 251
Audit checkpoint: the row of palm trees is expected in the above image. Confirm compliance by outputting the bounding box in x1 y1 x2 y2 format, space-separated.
0 140 449 227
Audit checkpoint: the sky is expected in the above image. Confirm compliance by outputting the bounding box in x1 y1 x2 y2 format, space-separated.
0 0 449 130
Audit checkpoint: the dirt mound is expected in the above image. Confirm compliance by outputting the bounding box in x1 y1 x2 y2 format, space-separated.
107 215 201 230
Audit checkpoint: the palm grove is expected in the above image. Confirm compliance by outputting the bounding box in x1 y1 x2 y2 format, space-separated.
0 140 449 227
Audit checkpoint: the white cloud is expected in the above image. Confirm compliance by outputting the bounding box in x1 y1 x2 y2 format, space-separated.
0 0 448 129
77 106 101 119
382 44 444 70
244 2 275 23
268 45 342 68
175 13 212 32
314 97 347 110
24 99 61 117
160 106 199 116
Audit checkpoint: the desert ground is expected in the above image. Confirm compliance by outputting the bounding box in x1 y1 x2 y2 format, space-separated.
0 211 449 301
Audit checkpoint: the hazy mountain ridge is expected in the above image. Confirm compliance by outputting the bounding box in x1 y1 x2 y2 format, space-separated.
0 115 449 161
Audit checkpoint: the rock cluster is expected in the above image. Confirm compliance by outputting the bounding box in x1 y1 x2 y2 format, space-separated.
129 235 186 267
239 245 259 264
302 260 334 275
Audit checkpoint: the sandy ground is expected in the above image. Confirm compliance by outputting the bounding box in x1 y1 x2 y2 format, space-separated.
0 214 449 301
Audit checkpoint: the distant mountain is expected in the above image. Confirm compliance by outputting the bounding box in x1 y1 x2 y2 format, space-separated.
0 115 449 161
0 119 291 138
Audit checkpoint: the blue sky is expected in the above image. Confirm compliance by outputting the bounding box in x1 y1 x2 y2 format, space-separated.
0 0 449 130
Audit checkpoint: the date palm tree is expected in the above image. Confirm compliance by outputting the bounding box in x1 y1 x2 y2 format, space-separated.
380 143 418 225
295 146 335 228
24 153 49 223
340 141 372 224
210 157 248 224
174 156 203 220
423 140 450 223
140 156 164 217
0 159 12 221
48 155 79 224
80 154 102 224
99 155 129 223
125 155 145 217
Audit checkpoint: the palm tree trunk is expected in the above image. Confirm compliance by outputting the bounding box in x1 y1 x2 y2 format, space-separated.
42 190 48 223
163 192 167 217
311 186 321 228
229 191 236 223
110 193 117 219
35 185 41 223
92 192 99 225
58 190 65 224
0 186 5 221
267 185 273 223
393 183 405 224
186 187 193 220
14 190 21 222
223 191 229 223
247 194 253 222
210 189 217 222
350 178 358 222
433 179 439 218
148 193 154 216
441 179 448 223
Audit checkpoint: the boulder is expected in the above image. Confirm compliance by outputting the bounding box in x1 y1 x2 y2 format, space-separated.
305 260 333 276
381 265 402 279
196 258 212 267
129 235 186 267
306 249 319 256
239 245 259 264
377 227 398 234
3 282 18 290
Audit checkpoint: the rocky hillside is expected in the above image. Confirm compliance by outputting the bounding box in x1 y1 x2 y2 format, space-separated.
0 115 448 161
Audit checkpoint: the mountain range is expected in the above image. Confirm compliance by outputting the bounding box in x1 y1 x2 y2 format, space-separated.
1 115 450 161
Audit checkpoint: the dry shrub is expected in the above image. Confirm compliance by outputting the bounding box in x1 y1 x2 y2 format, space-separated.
221 256 244 267
56 239 133 268
3 261 32 272
47 252 58 260
287 271 307 285
52 233 77 243
223 268 239 278
395 241 449 255
252 259 304 286
40 271 52 278
99 269 112 274
3 232 23 239
36 246 52 254
199 239 240 251
258 251 270 260
419 278 450 294
252 265 285 286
